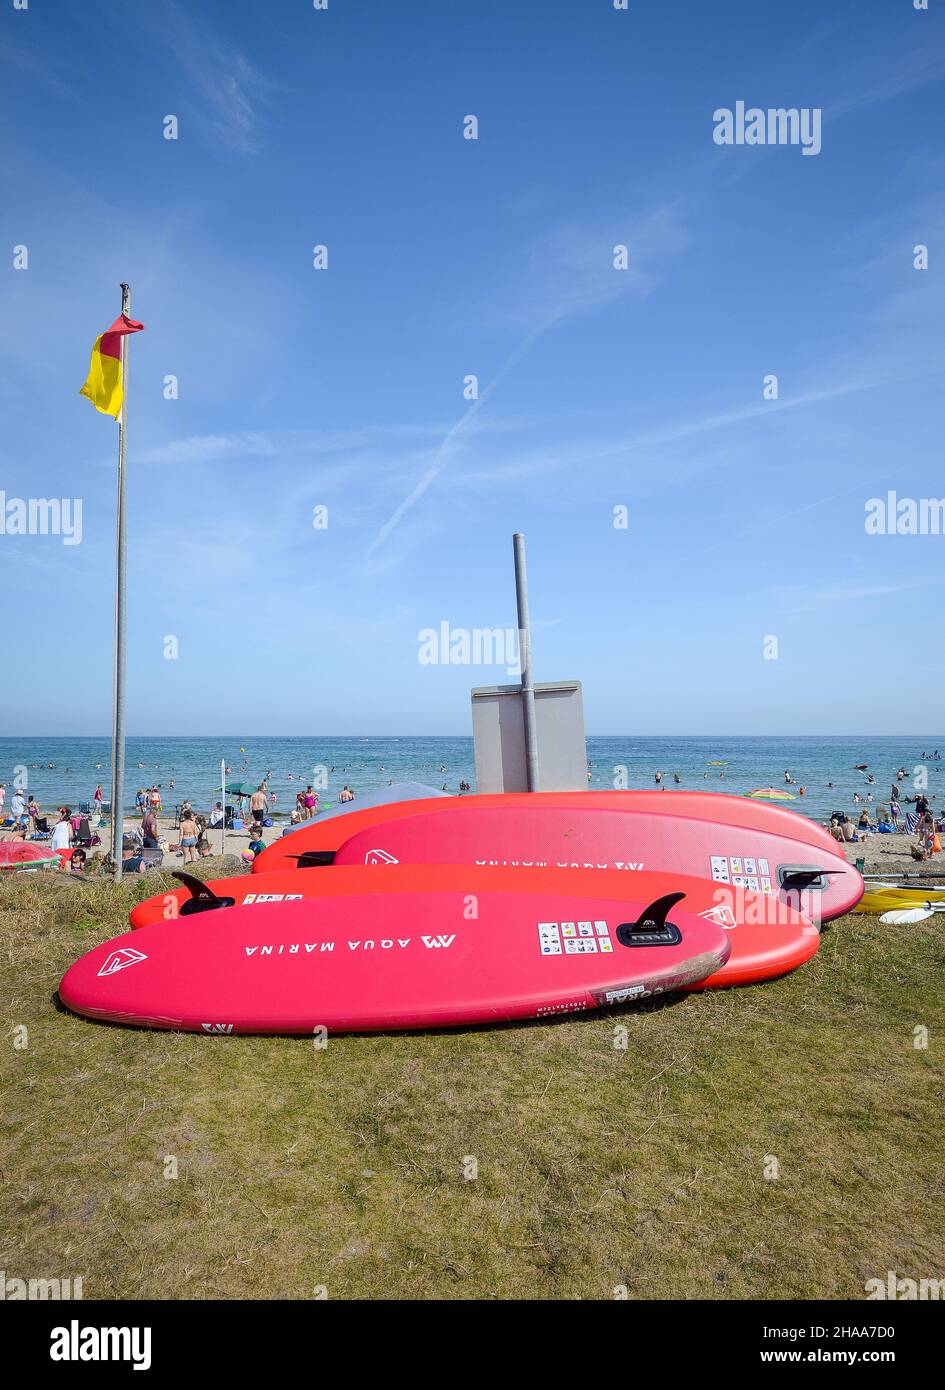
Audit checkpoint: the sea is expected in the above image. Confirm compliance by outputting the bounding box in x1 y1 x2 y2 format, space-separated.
0 735 941 824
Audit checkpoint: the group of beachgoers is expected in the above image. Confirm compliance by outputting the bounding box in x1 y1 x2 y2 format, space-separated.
0 795 108 875
826 763 944 855
245 778 358 827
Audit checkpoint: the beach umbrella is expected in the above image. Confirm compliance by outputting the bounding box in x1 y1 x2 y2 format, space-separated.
747 787 796 800
215 780 254 797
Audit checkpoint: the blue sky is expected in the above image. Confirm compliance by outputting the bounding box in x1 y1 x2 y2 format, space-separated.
2 0 943 736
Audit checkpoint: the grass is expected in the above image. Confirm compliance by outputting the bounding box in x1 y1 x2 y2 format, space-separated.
2 866 944 1300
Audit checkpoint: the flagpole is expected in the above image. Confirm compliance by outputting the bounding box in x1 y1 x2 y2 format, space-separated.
110 282 131 880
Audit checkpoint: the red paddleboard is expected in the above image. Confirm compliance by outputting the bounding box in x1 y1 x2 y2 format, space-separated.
253 799 860 922
0 842 60 871
62 865 733 1033
128 865 817 991
255 789 844 875
331 804 861 922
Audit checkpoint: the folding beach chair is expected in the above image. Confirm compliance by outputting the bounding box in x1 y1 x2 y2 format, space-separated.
73 818 102 849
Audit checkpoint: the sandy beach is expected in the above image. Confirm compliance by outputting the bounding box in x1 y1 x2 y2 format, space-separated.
81 804 945 882
3 795 942 881
837 832 945 878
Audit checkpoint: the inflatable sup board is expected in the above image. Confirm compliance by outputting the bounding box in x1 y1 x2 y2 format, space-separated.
329 803 861 921
254 797 859 922
62 865 732 1033
128 864 818 991
256 789 844 873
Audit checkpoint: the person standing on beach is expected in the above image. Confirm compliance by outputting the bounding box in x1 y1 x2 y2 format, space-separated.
93 784 103 813
141 805 159 850
250 784 269 830
179 809 199 864
51 809 72 853
303 786 316 818
0 784 5 819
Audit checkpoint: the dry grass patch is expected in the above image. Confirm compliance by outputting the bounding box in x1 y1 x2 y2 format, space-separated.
2 877 943 1299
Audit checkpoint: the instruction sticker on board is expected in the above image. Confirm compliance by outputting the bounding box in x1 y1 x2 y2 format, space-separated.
538 922 562 956
710 855 777 893
538 920 613 956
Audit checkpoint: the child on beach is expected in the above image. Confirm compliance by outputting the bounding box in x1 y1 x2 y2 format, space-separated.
194 815 211 858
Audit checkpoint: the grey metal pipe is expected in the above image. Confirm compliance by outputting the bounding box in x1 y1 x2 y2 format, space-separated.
513 532 540 792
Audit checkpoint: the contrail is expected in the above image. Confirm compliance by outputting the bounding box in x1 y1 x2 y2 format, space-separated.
367 324 549 558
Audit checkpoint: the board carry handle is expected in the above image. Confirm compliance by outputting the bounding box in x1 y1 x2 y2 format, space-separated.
778 865 841 893
616 891 685 947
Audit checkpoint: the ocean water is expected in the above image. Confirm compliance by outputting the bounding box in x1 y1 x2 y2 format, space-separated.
0 735 941 825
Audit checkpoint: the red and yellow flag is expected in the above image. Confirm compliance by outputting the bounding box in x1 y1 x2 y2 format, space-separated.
79 313 145 418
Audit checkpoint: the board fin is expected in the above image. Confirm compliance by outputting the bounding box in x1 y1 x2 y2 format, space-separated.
171 872 236 915
291 850 336 869
616 891 685 947
173 871 221 904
